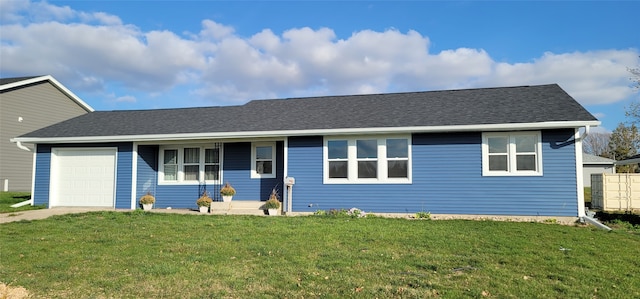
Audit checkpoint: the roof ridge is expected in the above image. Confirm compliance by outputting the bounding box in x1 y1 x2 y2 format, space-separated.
248 83 558 103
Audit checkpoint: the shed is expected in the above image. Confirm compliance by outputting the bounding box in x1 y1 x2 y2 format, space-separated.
582 154 615 187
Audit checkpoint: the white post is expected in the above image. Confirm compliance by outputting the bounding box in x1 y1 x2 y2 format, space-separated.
287 185 293 213
3 179 7 192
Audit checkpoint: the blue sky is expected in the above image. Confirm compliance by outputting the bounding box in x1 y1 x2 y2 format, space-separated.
1 0 638 131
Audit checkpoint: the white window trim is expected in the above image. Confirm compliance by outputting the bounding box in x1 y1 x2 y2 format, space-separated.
159 145 222 185
251 142 276 179
323 135 412 184
482 131 543 176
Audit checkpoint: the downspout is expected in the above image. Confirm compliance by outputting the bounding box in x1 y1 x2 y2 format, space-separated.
573 125 613 230
16 141 33 152
574 126 590 219
575 125 590 141
11 141 35 207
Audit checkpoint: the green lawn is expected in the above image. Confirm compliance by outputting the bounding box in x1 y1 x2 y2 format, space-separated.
584 187 592 206
1 212 639 298
0 192 44 213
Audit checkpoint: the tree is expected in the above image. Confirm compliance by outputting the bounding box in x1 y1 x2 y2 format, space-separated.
629 58 640 91
583 131 611 157
606 123 640 172
625 58 640 124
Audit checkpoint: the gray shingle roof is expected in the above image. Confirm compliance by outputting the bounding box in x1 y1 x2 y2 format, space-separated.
0 76 42 86
583 154 615 164
18 84 598 140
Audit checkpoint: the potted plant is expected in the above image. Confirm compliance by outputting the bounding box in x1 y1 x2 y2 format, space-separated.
264 188 281 216
220 182 236 202
196 192 212 213
139 192 155 211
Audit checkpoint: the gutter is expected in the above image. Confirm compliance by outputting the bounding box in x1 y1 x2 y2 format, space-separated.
11 120 601 144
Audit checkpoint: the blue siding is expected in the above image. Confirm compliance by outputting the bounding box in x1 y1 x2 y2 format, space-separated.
33 143 133 208
136 145 158 208
137 141 284 209
33 145 52 206
222 142 284 201
288 130 579 216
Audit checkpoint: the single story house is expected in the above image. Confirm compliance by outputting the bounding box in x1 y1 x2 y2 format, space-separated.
11 84 600 217
582 154 616 187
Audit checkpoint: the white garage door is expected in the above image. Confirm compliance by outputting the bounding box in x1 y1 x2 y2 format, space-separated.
50 148 116 207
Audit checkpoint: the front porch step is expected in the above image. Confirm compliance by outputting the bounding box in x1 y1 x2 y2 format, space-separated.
209 200 271 215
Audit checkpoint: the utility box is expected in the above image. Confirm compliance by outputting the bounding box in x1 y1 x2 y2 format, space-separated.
591 173 640 212
284 177 295 186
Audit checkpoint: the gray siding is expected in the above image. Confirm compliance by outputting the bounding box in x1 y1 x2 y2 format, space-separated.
0 81 89 191
583 165 615 187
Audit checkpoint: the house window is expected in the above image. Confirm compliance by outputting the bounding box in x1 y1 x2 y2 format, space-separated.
328 140 348 178
159 145 221 184
251 142 276 178
482 132 542 176
163 149 178 181
324 136 411 184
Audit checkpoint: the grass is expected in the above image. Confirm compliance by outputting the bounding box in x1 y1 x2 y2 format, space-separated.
584 187 592 206
1 212 639 298
0 192 44 213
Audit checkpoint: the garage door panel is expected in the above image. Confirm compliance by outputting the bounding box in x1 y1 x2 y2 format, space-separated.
51 148 116 207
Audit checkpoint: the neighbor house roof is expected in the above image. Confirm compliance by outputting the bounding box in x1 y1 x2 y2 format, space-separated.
583 154 615 165
13 84 599 143
615 154 640 165
1 75 94 113
0 76 41 85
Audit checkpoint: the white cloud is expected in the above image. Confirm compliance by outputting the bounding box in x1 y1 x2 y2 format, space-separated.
1 0 638 108
115 95 136 103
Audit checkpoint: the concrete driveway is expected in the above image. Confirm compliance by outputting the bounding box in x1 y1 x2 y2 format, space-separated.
0 208 116 224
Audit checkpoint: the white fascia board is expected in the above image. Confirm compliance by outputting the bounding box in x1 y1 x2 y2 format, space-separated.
11 120 601 144
1 75 95 112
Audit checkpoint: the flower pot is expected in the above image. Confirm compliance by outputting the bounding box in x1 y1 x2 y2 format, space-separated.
267 208 279 216
222 195 233 202
142 203 153 211
199 206 209 213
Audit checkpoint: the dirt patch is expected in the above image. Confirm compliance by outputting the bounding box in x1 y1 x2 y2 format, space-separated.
0 282 30 299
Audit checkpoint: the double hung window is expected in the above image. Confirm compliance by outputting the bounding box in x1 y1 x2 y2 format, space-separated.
160 145 221 184
482 132 542 176
251 142 276 178
324 136 411 183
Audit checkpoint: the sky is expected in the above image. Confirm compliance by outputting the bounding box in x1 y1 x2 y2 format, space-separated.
1 0 638 132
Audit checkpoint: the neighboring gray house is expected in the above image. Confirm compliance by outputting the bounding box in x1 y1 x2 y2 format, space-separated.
0 75 94 192
582 154 615 187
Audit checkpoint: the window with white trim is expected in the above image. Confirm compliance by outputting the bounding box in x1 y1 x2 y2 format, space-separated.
251 142 276 178
482 132 542 176
324 136 411 184
159 145 221 184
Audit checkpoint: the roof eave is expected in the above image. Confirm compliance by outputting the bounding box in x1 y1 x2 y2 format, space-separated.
0 75 95 112
11 120 600 144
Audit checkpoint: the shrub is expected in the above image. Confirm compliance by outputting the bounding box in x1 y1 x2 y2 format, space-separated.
264 188 281 209
415 211 431 219
196 192 213 207
139 193 155 204
220 183 236 196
